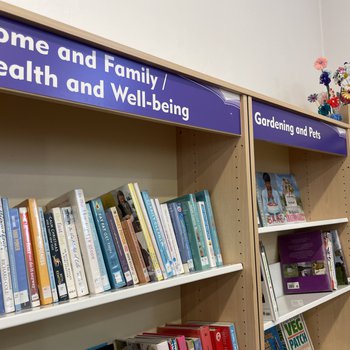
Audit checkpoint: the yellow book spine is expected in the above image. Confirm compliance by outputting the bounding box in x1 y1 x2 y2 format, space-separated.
128 183 163 281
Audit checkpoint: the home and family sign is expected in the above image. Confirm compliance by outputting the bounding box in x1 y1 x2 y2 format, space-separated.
0 15 241 135
253 100 347 156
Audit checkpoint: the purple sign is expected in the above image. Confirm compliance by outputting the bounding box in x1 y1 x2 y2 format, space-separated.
253 100 347 156
0 16 240 135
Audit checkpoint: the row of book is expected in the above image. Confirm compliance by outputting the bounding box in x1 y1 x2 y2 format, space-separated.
264 314 314 350
261 229 350 321
256 172 306 227
0 183 223 314
87 321 239 350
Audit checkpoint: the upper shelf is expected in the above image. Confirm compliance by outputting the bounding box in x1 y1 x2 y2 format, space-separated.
259 217 349 234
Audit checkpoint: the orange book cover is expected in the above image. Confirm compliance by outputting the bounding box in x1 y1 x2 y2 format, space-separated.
16 199 53 305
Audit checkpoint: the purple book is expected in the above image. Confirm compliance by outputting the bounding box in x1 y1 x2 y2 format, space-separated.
278 230 332 294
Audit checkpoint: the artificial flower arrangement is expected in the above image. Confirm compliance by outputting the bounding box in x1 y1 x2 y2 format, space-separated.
308 57 350 121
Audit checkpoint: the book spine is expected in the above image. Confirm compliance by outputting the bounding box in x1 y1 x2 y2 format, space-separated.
8 206 31 310
167 202 193 273
2 197 21 311
0 199 15 313
51 208 77 299
324 231 338 290
226 324 239 350
19 207 40 307
121 219 150 284
197 201 216 268
109 207 139 285
86 204 111 291
38 207 58 303
71 189 104 294
141 191 173 277
61 207 89 297
0 273 4 314
105 209 133 286
89 199 126 289
160 203 184 275
128 183 163 281
44 212 69 301
330 230 350 284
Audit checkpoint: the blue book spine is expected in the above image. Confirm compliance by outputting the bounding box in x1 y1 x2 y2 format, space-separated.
89 199 126 289
167 202 194 272
105 209 133 286
38 207 58 303
86 204 111 291
0 273 4 314
228 324 239 350
2 198 20 311
8 207 30 310
141 191 173 278
195 190 223 266
192 338 202 350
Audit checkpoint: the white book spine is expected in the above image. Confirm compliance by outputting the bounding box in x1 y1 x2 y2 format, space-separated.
197 201 216 267
51 208 77 299
0 201 15 313
61 207 89 297
160 203 184 275
71 190 104 294
133 183 168 279
110 207 139 285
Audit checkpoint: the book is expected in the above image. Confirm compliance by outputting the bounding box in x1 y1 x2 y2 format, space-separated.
8 206 31 310
264 325 287 350
44 212 69 301
280 315 314 350
185 323 225 350
330 230 350 285
279 230 332 294
195 190 223 266
121 218 150 284
126 337 169 350
100 184 163 282
0 198 15 313
105 208 133 286
19 207 40 307
16 198 53 305
256 172 286 227
323 231 337 290
61 207 89 297
141 333 186 350
46 189 104 294
0 274 4 314
38 207 59 303
186 338 202 350
86 204 111 291
167 202 194 273
50 207 77 299
89 198 126 289
274 174 306 224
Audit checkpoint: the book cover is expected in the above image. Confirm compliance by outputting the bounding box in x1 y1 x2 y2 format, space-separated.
186 338 202 350
86 204 111 291
44 212 69 301
195 190 223 266
100 184 162 282
50 207 77 299
108 207 139 285
141 333 185 350
16 198 53 305
186 339 195 350
330 230 350 285
121 218 150 284
105 208 133 286
141 190 174 278
280 315 314 350
279 230 332 294
126 337 169 350
61 207 89 297
264 325 287 350
38 207 59 303
167 202 194 273
256 172 286 227
89 198 126 289
19 207 40 307
46 189 104 294
323 231 337 290
9 206 31 310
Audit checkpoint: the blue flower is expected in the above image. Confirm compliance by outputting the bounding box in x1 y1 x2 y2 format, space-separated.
318 103 331 116
320 71 331 86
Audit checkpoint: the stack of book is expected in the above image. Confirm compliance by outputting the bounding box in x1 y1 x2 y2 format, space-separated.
0 184 223 313
87 321 239 350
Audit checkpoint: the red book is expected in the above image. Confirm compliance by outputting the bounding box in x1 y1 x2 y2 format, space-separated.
19 207 40 308
157 325 213 350
142 332 187 350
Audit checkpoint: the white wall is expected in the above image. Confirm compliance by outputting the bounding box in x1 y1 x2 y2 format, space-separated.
2 0 324 111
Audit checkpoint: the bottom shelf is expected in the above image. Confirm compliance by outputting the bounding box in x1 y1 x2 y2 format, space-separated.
264 285 350 330
0 263 243 331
